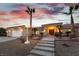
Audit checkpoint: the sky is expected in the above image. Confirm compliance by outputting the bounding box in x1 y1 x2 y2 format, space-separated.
0 3 79 28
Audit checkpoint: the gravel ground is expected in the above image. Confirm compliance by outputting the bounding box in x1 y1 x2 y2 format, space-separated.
0 37 40 56
55 37 79 56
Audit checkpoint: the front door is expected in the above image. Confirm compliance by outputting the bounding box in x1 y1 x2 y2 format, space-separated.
49 29 54 35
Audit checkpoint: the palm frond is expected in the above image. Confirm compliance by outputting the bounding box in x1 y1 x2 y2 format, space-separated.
27 7 31 11
32 8 35 13
75 4 79 10
62 12 70 15
69 6 73 14
25 10 30 15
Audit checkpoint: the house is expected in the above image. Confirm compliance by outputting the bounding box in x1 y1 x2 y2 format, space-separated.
42 23 62 35
5 23 79 37
6 25 42 38
6 25 26 37
62 23 79 36
42 23 79 36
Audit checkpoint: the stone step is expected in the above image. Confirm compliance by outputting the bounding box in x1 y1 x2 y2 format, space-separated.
34 46 54 51
38 41 54 44
30 49 54 56
40 40 54 42
37 43 54 46
33 48 54 52
37 43 54 47
42 39 54 41
42 38 54 40
28 54 36 56
28 53 42 56
28 36 55 56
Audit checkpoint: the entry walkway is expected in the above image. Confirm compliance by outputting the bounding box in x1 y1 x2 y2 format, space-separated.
28 36 55 56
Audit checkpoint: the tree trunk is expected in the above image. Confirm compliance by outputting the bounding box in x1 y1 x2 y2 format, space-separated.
30 14 32 38
71 14 75 37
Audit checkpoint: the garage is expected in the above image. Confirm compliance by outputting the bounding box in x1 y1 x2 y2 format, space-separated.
6 25 25 38
12 30 22 37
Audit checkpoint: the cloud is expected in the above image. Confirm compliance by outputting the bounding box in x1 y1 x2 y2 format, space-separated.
0 3 78 27
9 10 29 19
0 11 7 15
0 3 69 20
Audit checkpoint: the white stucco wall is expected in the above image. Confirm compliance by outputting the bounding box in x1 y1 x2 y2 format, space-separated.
12 30 22 37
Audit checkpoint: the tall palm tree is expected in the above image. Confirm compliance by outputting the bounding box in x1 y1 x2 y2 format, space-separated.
63 4 79 37
25 7 35 37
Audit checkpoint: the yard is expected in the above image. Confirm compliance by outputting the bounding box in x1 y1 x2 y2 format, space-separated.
0 37 40 56
55 37 79 56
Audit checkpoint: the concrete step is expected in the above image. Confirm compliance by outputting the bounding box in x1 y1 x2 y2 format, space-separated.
34 46 54 51
42 37 55 41
39 40 54 42
38 41 54 44
28 36 55 56
30 49 54 56
37 43 54 47
28 53 42 56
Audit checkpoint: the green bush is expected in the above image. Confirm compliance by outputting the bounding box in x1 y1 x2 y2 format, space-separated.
0 28 7 36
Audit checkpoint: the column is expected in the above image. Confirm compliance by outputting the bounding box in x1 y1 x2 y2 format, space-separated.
24 27 30 44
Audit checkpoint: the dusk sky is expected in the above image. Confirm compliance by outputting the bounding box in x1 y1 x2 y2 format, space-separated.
0 3 79 28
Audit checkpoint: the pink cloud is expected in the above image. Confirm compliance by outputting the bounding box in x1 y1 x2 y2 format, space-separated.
9 10 29 19
0 18 12 22
0 11 7 15
0 3 65 22
33 8 54 19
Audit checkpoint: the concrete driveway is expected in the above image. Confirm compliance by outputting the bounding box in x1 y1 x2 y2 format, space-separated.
0 37 17 43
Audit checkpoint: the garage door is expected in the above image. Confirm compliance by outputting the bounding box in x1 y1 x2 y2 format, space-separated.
12 31 22 37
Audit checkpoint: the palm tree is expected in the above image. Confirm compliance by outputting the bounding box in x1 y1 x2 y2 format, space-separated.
63 4 79 38
25 7 35 37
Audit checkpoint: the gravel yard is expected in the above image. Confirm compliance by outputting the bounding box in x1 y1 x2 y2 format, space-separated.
55 37 79 56
0 37 40 56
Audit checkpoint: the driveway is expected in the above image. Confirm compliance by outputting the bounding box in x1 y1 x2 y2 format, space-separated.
0 37 17 43
0 36 40 56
